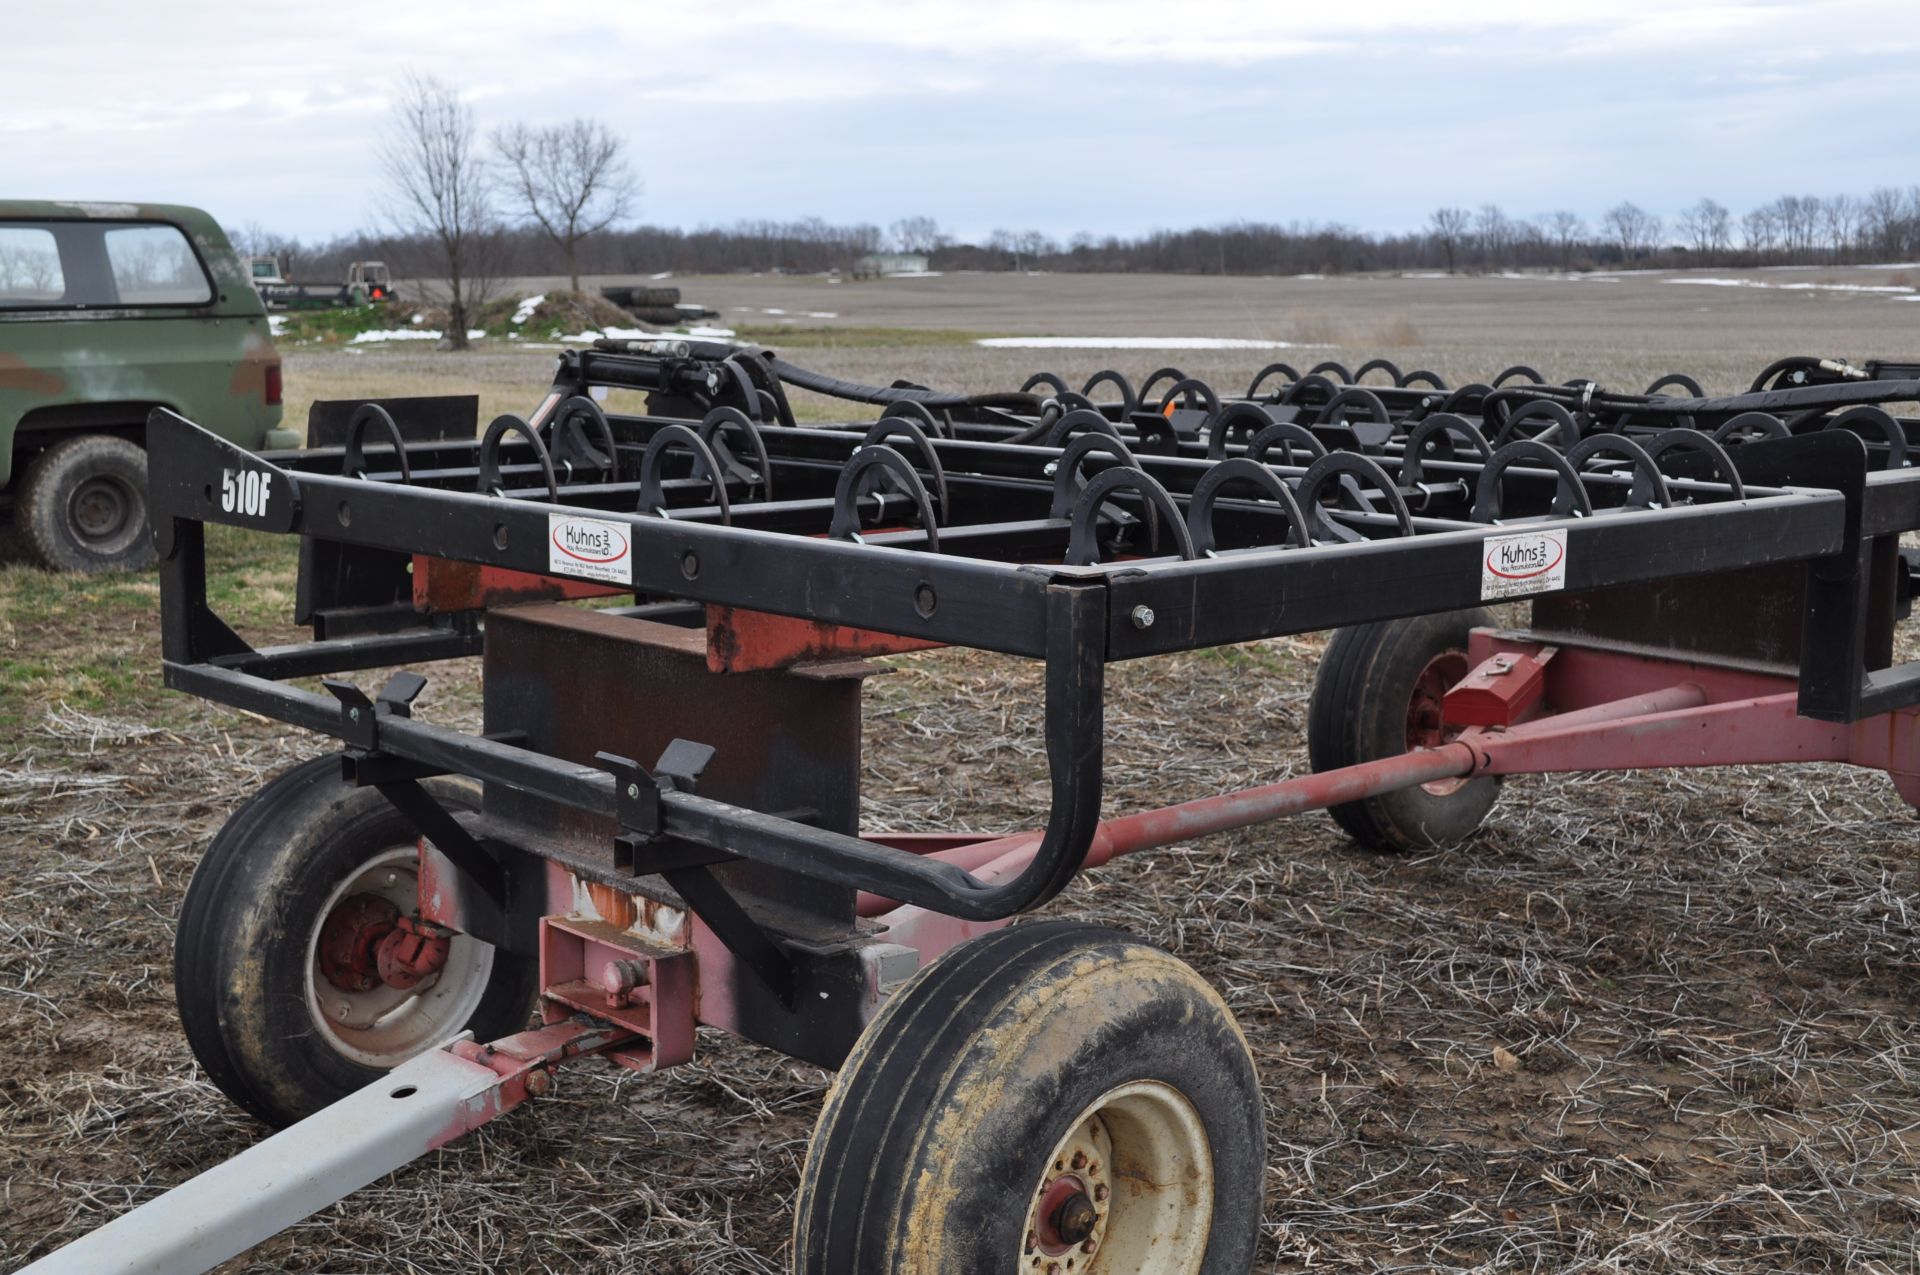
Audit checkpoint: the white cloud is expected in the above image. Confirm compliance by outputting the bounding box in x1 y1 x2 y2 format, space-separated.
4 0 1916 238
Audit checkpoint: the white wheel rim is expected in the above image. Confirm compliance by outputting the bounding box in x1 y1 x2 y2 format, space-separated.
303 845 495 1068
1019 1080 1214 1274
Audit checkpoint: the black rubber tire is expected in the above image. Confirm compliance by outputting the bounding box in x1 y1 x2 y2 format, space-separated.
793 921 1264 1275
174 757 538 1128
1307 609 1502 852
16 434 157 572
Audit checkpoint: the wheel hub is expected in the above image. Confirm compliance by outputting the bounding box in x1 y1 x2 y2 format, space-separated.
1026 1113 1113 1267
1018 1080 1213 1274
316 892 401 993
70 476 132 542
303 846 497 1069
1408 649 1472 796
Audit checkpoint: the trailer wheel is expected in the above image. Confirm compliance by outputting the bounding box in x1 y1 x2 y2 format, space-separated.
16 434 157 572
1307 609 1501 851
174 757 537 1127
793 921 1263 1274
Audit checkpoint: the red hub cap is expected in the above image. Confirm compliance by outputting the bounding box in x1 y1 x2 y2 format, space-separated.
1408 650 1471 795
316 893 401 993
376 916 453 990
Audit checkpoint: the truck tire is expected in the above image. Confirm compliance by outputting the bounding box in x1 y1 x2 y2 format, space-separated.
16 434 157 572
794 921 1264 1274
175 758 539 1127
1307 609 1502 851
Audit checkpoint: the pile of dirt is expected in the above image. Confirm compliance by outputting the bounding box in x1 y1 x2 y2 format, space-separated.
510 289 640 337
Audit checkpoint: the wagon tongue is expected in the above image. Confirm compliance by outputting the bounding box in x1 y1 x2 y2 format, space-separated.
17 1021 635 1275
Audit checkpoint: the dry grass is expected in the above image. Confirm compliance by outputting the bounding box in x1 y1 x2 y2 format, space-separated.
4 279 1919 1271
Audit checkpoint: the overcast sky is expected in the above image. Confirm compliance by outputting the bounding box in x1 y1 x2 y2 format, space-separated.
7 1 1917 244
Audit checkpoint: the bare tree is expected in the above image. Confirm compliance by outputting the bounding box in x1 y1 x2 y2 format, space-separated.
493 119 637 293
1822 194 1859 263
1429 207 1471 274
889 215 945 254
1676 198 1730 262
1475 204 1510 271
1538 211 1586 272
380 72 498 351
1602 201 1661 262
991 227 1051 272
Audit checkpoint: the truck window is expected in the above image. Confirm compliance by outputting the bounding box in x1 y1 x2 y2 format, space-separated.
104 224 213 304
0 226 66 304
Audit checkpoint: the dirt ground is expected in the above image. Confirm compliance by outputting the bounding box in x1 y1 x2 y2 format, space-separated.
2 272 1918 1273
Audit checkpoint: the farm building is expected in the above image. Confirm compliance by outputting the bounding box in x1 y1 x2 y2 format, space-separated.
852 251 929 277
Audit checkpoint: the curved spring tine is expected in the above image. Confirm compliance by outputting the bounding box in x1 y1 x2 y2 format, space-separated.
638 423 732 524
1186 457 1309 555
1080 369 1138 417
1246 362 1300 400
1471 439 1594 522
1565 432 1672 511
1398 412 1490 488
549 395 620 483
1296 452 1415 543
476 414 558 500
1641 429 1747 499
829 446 940 550
341 402 411 483
1048 432 1141 520
861 416 951 514
698 406 775 500
1064 467 1194 566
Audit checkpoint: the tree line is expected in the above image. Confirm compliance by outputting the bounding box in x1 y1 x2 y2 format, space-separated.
234 75 1920 345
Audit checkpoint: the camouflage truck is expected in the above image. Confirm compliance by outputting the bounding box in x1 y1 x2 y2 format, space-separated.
0 201 297 571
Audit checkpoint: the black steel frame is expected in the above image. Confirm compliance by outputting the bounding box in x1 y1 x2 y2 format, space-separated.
149 346 1920 920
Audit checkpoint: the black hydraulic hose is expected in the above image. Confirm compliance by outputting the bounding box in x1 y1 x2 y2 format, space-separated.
765 354 1043 415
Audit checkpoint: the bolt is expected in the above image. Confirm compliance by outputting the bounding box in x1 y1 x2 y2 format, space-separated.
1081 1239 1098 1254
384 871 398 886
1093 1184 1109 1203
626 782 641 799
1052 1192 1098 1246
1071 1150 1087 1169
1042 461 1059 477
1130 605 1156 630
348 707 361 722
600 957 651 998
523 1068 553 1098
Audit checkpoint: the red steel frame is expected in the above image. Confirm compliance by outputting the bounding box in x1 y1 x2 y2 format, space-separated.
446 604 1920 1077
41 604 1920 1275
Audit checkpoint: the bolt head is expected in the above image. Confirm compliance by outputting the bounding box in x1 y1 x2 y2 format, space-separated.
1130 605 1156 630
348 707 361 722
626 783 641 799
1042 461 1059 477
523 1068 553 1098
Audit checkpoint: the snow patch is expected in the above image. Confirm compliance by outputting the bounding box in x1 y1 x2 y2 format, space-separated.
976 336 1313 351
351 328 443 343
511 294 546 325
1668 277 1916 294
267 314 287 335
349 328 487 344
